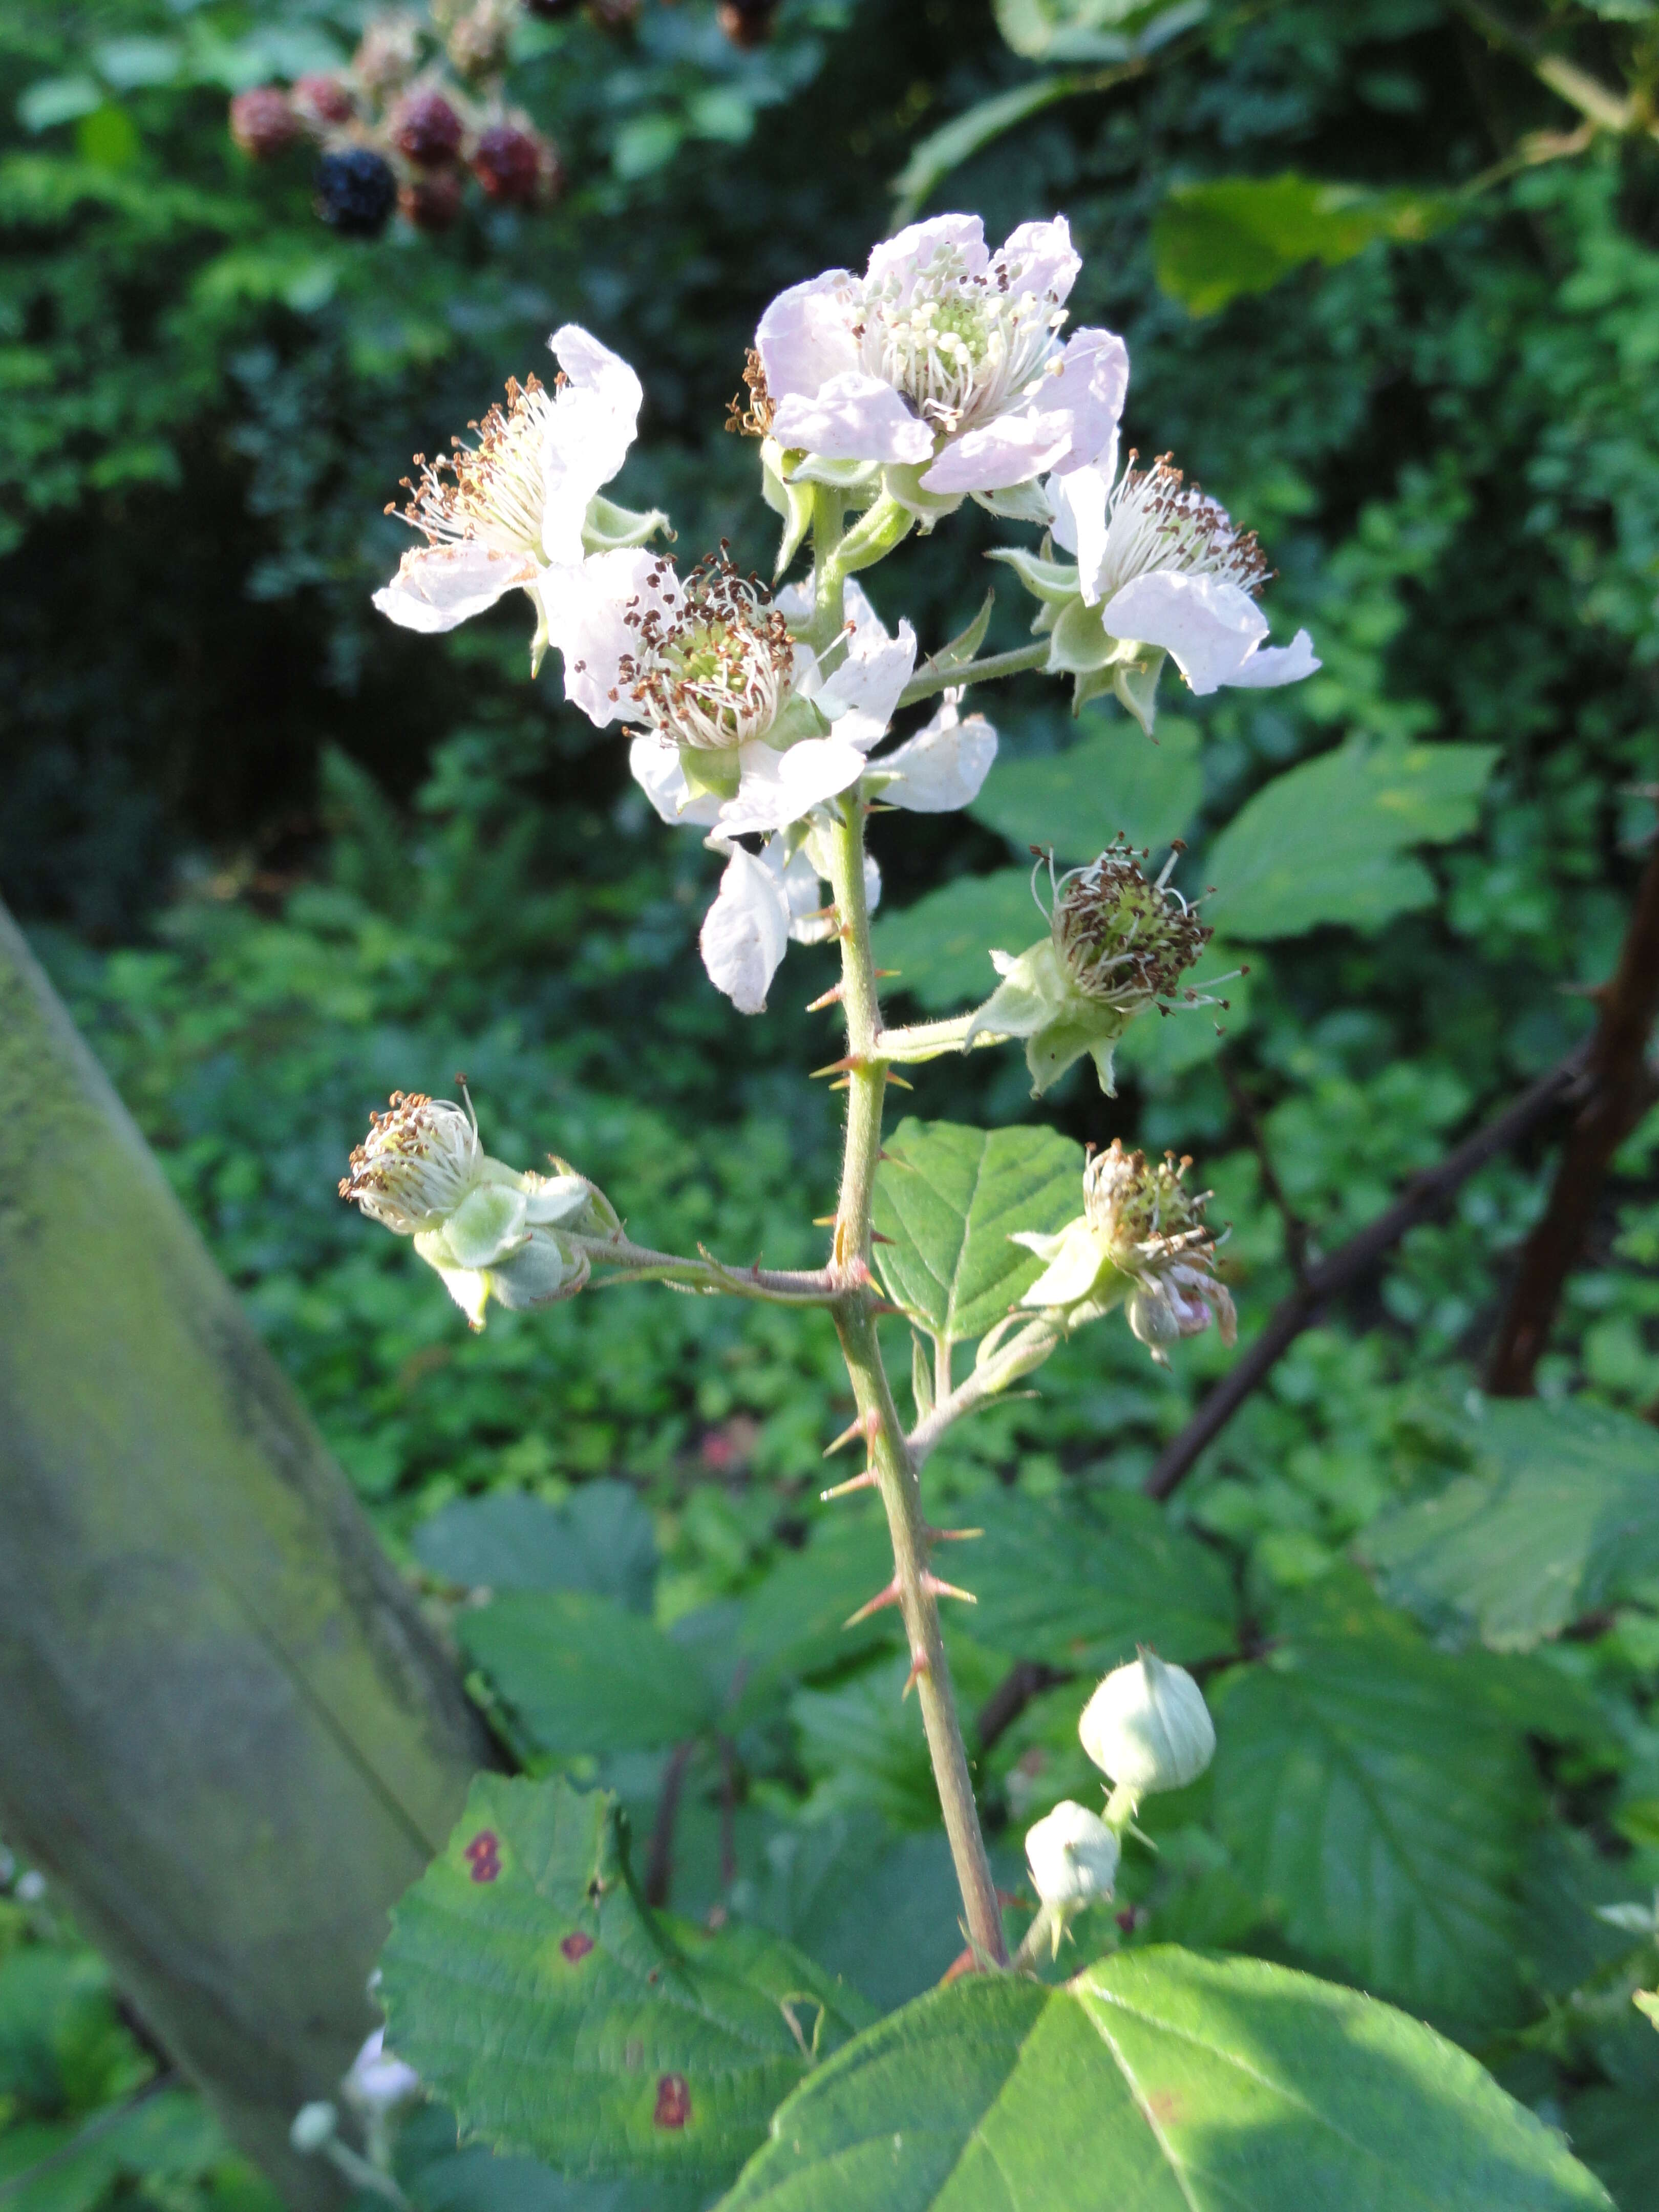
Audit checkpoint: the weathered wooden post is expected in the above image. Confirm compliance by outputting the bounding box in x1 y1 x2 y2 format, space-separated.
0 902 493 2206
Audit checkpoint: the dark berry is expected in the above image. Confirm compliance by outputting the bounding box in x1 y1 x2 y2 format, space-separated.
522 0 583 14
400 168 464 232
393 90 464 167
471 122 542 205
315 147 399 238
717 0 778 45
229 87 299 159
291 73 355 129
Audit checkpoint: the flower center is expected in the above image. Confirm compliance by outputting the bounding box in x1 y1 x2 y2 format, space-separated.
859 242 1066 437
1052 841 1213 1011
619 551 795 750
339 1092 481 1232
392 375 557 560
1095 455 1269 601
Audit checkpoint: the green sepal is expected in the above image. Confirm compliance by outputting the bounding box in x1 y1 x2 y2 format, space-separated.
965 938 1131 1096
987 544 1081 606
789 450 882 496
760 436 816 578
767 690 832 749
973 479 1054 522
1113 647 1167 735
1047 594 1118 674
679 742 742 801
878 461 963 530
582 493 671 554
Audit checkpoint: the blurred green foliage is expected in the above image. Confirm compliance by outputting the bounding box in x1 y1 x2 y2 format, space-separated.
8 0 1659 2202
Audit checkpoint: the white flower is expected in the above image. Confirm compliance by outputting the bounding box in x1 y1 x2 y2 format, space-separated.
1013 1140 1236 1363
549 556 921 839
372 325 650 646
698 825 882 1014
1046 453 1318 696
1078 1650 1216 1803
756 214 1127 499
343 2030 420 2115
341 1091 608 1329
1025 1800 1120 1912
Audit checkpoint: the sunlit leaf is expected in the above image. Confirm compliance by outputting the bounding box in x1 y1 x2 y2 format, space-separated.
1155 172 1454 317
868 869 1041 1012
718 1949 1611 2209
416 1483 658 1615
967 719 1203 863
459 1592 718 1754
873 1118 1083 1344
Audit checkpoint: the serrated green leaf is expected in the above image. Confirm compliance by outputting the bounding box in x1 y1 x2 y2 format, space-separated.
734 1513 899 1701
1206 737 1497 939
873 1119 1082 1345
718 1948 1611 2209
969 1488 1238 1672
1360 1398 1659 1650
417 1484 657 1615
459 1592 718 1754
380 1777 871 2189
1211 1577 1543 2027
869 868 1044 1012
967 720 1203 863
395 2101 709 2212
1562 2087 1659 2212
1154 173 1455 317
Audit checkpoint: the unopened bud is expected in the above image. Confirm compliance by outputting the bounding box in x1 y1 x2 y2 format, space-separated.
1079 1650 1215 1805
1025 1800 1120 1912
290 2102 338 2154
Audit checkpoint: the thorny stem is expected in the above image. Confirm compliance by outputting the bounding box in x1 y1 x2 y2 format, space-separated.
897 639 1051 711
821 791 1009 1968
879 1011 1009 1065
908 1316 1063 1471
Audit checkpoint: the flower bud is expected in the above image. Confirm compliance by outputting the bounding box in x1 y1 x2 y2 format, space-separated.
1079 1650 1215 1806
229 87 299 159
1025 1800 1120 1912
341 1092 609 1329
290 2102 338 2154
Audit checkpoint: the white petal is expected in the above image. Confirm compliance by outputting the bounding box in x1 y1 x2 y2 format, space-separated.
540 324 644 565
997 216 1080 306
755 272 860 401
699 844 792 1014
810 581 918 749
772 373 934 466
921 410 1075 495
877 700 997 813
1227 626 1322 689
373 542 533 632
1100 571 1269 696
1045 463 1112 604
1043 328 1130 477
627 734 722 826
716 735 870 838
867 214 988 295
540 547 674 727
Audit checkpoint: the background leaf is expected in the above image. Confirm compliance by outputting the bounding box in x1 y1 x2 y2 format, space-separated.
967 719 1203 862
416 1484 658 1615
1154 172 1454 316
969 1488 1239 1671
1210 1577 1543 2027
459 1592 719 1754
868 869 1041 1011
380 1777 870 2189
872 1119 1083 1344
1205 738 1497 939
1360 1398 1659 1650
718 1949 1611 2209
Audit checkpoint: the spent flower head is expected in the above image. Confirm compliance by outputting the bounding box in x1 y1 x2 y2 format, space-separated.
342 1090 614 1330
965 843 1216 1095
1012 1139 1236 1362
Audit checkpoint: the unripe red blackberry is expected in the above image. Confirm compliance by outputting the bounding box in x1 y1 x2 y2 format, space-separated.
471 120 542 204
717 0 778 47
399 168 464 232
292 73 355 130
393 89 464 166
229 86 299 159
